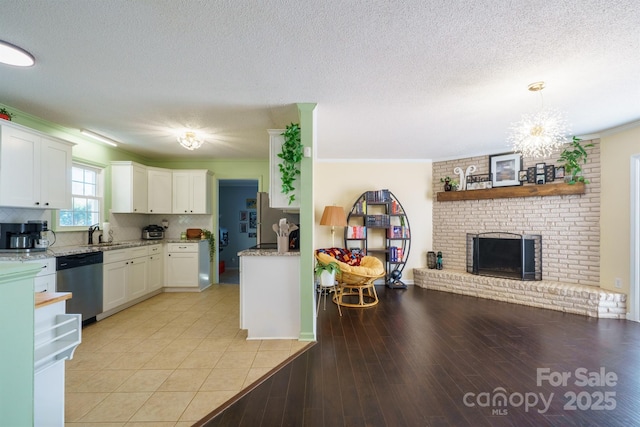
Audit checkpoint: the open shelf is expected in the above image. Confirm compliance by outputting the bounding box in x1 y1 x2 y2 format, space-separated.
437 182 585 202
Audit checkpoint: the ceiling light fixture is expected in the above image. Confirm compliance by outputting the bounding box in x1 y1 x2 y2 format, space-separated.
0 40 35 67
177 131 204 150
508 81 570 158
80 129 119 147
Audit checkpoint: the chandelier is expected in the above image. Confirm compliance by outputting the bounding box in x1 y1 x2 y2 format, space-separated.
508 82 570 158
177 131 204 150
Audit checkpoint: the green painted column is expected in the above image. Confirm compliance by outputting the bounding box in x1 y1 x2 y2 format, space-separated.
297 103 317 341
0 263 39 426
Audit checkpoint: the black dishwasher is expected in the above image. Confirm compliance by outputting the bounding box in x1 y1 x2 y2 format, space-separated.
56 251 103 324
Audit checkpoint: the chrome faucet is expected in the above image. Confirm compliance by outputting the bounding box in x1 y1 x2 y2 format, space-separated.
88 224 100 245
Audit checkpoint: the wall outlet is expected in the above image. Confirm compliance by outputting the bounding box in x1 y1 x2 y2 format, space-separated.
614 278 622 288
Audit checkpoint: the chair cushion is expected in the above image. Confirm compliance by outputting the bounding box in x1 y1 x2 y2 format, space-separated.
316 247 362 266
316 250 385 277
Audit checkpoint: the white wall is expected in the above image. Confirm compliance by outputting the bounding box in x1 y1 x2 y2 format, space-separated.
313 160 432 283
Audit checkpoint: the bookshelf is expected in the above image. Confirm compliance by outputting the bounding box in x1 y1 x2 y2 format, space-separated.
344 189 411 289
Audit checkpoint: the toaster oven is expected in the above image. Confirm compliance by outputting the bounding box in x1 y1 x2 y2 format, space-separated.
142 225 165 240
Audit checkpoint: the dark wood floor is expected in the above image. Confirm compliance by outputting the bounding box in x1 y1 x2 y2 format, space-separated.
197 285 640 427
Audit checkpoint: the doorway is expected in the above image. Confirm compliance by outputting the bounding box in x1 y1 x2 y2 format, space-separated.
218 179 259 284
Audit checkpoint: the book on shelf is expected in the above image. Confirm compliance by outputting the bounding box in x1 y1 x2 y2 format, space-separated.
390 199 403 214
346 226 366 239
365 214 390 227
366 189 391 203
388 226 410 239
389 246 404 262
354 198 367 214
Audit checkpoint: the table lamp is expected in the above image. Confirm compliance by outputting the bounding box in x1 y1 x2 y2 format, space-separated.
320 205 347 247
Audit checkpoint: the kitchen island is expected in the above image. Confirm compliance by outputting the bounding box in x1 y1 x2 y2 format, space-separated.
238 247 300 340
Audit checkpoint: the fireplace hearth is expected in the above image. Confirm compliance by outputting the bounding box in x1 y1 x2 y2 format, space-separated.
466 232 542 280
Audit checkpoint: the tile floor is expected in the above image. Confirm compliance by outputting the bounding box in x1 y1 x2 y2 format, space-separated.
65 283 309 426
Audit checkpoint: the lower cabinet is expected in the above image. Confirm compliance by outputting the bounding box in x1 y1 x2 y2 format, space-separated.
102 245 159 314
0 257 56 293
147 244 164 292
166 241 210 290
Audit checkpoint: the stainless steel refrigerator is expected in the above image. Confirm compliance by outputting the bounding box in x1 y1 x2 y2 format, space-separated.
256 192 299 245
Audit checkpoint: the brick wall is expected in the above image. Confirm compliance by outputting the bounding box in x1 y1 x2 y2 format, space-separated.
432 140 600 286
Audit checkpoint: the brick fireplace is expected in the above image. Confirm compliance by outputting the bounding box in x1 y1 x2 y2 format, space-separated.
430 142 601 286
416 140 627 318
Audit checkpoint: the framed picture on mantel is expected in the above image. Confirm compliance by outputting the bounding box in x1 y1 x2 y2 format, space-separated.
489 152 522 188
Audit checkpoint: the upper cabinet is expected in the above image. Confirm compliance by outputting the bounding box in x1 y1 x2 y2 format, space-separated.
148 167 172 214
111 161 148 213
0 121 73 209
268 129 300 210
111 162 212 215
172 170 212 214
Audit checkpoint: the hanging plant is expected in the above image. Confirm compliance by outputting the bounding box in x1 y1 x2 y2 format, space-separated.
558 136 594 184
200 228 216 261
277 123 303 205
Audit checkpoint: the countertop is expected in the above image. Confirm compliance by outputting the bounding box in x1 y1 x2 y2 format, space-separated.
237 248 300 257
35 292 72 309
0 239 167 260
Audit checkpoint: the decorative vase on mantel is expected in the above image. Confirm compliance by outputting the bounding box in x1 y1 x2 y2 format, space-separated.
443 179 452 192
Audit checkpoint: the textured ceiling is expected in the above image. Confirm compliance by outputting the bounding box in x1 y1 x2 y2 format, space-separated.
0 0 638 161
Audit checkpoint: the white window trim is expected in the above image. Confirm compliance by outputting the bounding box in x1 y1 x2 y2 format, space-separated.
53 163 105 232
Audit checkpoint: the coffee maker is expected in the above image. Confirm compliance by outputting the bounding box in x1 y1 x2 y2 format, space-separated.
0 220 49 252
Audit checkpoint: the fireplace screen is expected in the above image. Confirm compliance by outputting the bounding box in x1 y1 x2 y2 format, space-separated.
466 232 542 281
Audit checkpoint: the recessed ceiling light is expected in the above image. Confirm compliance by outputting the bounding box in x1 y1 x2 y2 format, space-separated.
0 40 35 67
81 129 119 147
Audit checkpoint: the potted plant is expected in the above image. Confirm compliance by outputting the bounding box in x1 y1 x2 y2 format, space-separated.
440 176 459 191
558 136 594 184
314 260 341 287
277 123 303 205
0 107 14 121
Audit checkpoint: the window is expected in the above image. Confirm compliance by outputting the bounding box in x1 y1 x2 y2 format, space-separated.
58 164 103 229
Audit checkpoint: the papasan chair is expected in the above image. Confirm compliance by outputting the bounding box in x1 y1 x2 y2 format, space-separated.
315 248 386 308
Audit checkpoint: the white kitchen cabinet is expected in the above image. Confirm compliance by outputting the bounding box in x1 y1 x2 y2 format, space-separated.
147 244 164 292
166 241 210 290
127 247 149 300
172 170 212 214
148 167 172 214
0 121 73 209
103 259 127 312
111 161 148 213
25 258 56 293
268 129 300 210
102 246 149 312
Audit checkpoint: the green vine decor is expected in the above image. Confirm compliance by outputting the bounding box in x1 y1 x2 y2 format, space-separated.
200 229 216 261
277 123 303 205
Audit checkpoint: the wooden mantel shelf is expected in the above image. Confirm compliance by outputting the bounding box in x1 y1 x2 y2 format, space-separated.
437 182 586 202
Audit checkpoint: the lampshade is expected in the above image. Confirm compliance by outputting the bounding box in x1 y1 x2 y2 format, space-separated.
320 205 347 247
320 205 347 227
177 131 204 150
509 82 570 158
